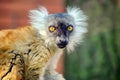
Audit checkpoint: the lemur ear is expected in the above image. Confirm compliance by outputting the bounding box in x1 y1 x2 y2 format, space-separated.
29 6 49 29
66 7 87 27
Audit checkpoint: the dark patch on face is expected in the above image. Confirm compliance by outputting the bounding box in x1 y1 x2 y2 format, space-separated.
57 22 68 37
54 22 70 48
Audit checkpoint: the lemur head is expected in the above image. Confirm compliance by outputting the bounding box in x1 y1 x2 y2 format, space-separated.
29 6 87 51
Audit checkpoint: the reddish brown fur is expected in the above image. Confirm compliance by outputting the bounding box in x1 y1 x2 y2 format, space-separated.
0 26 35 48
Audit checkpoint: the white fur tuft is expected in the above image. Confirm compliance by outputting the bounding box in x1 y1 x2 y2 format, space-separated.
29 6 48 36
66 7 88 52
29 7 55 48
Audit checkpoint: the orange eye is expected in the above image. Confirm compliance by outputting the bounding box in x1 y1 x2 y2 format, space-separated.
67 25 73 32
49 26 56 32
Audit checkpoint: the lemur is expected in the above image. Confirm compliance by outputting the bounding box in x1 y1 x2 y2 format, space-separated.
0 7 87 80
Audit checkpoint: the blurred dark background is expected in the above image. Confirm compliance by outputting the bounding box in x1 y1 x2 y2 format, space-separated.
0 0 120 80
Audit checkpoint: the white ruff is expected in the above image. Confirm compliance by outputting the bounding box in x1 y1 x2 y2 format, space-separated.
66 7 88 52
29 7 50 47
29 6 48 36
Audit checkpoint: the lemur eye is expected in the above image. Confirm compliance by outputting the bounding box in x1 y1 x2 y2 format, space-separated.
49 26 56 32
67 25 73 32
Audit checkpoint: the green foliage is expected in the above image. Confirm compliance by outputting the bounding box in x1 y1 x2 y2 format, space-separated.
64 0 120 80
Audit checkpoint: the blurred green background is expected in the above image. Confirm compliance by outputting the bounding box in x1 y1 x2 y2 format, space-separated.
64 0 120 80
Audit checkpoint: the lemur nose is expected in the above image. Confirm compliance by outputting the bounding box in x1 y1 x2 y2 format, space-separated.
57 40 68 48
59 40 68 45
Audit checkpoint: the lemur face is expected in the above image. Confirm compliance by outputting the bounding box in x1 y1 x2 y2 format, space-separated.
48 22 73 48
47 13 74 48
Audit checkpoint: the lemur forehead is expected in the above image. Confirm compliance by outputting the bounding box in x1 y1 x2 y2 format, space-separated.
54 13 68 18
49 13 71 19
47 13 73 23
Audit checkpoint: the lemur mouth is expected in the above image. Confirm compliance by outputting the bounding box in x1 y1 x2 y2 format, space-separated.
57 44 66 48
57 41 68 48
